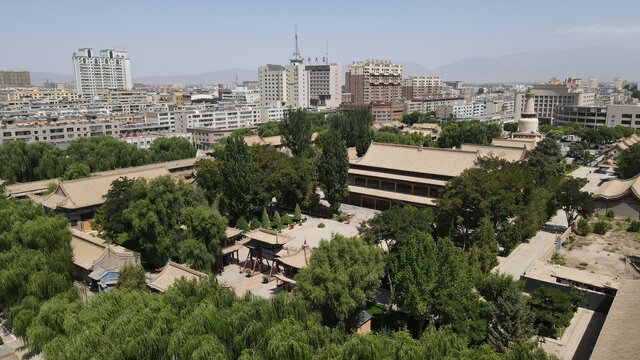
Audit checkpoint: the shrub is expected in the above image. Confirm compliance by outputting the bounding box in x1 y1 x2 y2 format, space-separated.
336 214 347 222
593 221 612 235
250 217 261 230
282 215 292 225
628 221 640 233
576 218 591 236
262 275 269 283
551 252 565 265
246 269 252 277
318 223 326 228
606 210 616 219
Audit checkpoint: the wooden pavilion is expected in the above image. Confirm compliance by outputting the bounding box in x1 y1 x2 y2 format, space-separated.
240 228 292 281
216 227 246 272
274 244 313 291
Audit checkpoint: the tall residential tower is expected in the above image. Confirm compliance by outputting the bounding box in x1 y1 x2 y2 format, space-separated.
72 47 132 97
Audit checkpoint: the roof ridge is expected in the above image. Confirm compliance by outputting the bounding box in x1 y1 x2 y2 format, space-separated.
368 142 477 153
165 260 208 277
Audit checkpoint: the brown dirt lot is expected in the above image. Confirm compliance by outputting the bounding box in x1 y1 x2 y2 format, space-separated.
558 218 640 279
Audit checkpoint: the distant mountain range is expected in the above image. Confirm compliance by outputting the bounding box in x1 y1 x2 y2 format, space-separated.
28 46 640 86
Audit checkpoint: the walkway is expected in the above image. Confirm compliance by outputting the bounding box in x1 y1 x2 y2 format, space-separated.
493 210 567 278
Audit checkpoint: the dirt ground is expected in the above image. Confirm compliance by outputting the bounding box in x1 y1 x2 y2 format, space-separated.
558 218 640 279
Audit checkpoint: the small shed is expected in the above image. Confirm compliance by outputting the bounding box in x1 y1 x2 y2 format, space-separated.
346 310 372 335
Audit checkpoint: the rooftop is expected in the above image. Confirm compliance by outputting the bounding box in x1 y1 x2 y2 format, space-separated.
350 142 478 178
148 261 208 292
590 278 640 359
593 174 640 201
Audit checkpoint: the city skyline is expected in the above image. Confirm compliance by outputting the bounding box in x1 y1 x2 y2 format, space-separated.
2 0 640 80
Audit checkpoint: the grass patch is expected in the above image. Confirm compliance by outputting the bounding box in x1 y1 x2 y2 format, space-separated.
576 262 589 270
551 253 566 265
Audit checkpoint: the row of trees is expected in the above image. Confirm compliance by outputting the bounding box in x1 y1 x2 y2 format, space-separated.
538 123 636 145
294 217 559 356
437 120 502 149
0 135 196 184
436 139 594 255
373 127 436 147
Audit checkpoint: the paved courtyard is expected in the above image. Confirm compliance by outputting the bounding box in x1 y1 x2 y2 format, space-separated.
569 166 603 194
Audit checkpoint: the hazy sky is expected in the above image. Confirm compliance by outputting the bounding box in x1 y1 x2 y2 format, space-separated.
2 0 640 77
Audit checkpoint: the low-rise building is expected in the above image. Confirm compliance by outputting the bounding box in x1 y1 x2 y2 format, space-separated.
593 174 640 219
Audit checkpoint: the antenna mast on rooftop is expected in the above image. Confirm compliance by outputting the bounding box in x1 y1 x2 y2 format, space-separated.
290 24 303 64
325 40 329 64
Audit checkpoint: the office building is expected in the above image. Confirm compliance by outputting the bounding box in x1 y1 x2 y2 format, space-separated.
344 61 402 105
514 84 595 125
0 70 31 87
554 104 640 130
401 76 442 99
306 63 342 108
72 47 132 97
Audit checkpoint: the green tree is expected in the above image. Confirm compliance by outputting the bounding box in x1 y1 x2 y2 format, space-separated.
93 176 136 241
235 216 249 232
257 121 281 137
280 109 313 157
617 143 640 179
194 158 224 206
273 210 281 229
262 208 271 228
556 178 594 228
503 122 518 132
329 110 373 156
437 120 502 148
149 137 196 162
487 286 535 352
250 217 261 230
295 235 384 325
528 138 563 185
116 263 147 291
182 205 228 256
467 217 499 273
293 204 302 222
62 162 91 180
391 233 485 340
475 272 520 303
529 286 578 337
315 131 349 213
230 127 255 138
567 142 595 165
358 206 434 309
219 136 259 219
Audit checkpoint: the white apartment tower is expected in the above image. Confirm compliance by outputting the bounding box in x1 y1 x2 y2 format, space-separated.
258 27 310 108
72 46 132 97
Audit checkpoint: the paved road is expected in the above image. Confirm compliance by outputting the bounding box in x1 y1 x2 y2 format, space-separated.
569 166 602 194
493 210 567 278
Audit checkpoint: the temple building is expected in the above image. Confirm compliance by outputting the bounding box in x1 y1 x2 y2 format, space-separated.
216 227 246 272
346 143 478 209
593 174 640 219
148 261 208 292
69 228 140 291
275 244 313 291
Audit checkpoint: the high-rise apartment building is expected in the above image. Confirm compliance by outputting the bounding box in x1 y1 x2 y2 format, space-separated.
514 84 595 125
306 63 342 108
0 71 31 87
588 78 599 89
258 63 310 108
401 76 442 100
344 61 402 105
72 47 132 97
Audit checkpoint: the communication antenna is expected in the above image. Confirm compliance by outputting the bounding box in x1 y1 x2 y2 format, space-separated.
290 24 303 64
325 41 329 64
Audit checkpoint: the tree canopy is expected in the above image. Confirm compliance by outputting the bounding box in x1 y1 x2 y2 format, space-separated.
295 235 384 325
315 131 349 213
437 120 502 148
279 109 314 157
617 143 640 179
0 135 196 185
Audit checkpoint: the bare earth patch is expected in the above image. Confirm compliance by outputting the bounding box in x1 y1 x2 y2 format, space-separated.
559 219 640 279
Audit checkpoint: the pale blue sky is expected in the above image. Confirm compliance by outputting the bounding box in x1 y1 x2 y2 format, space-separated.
1 0 639 76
